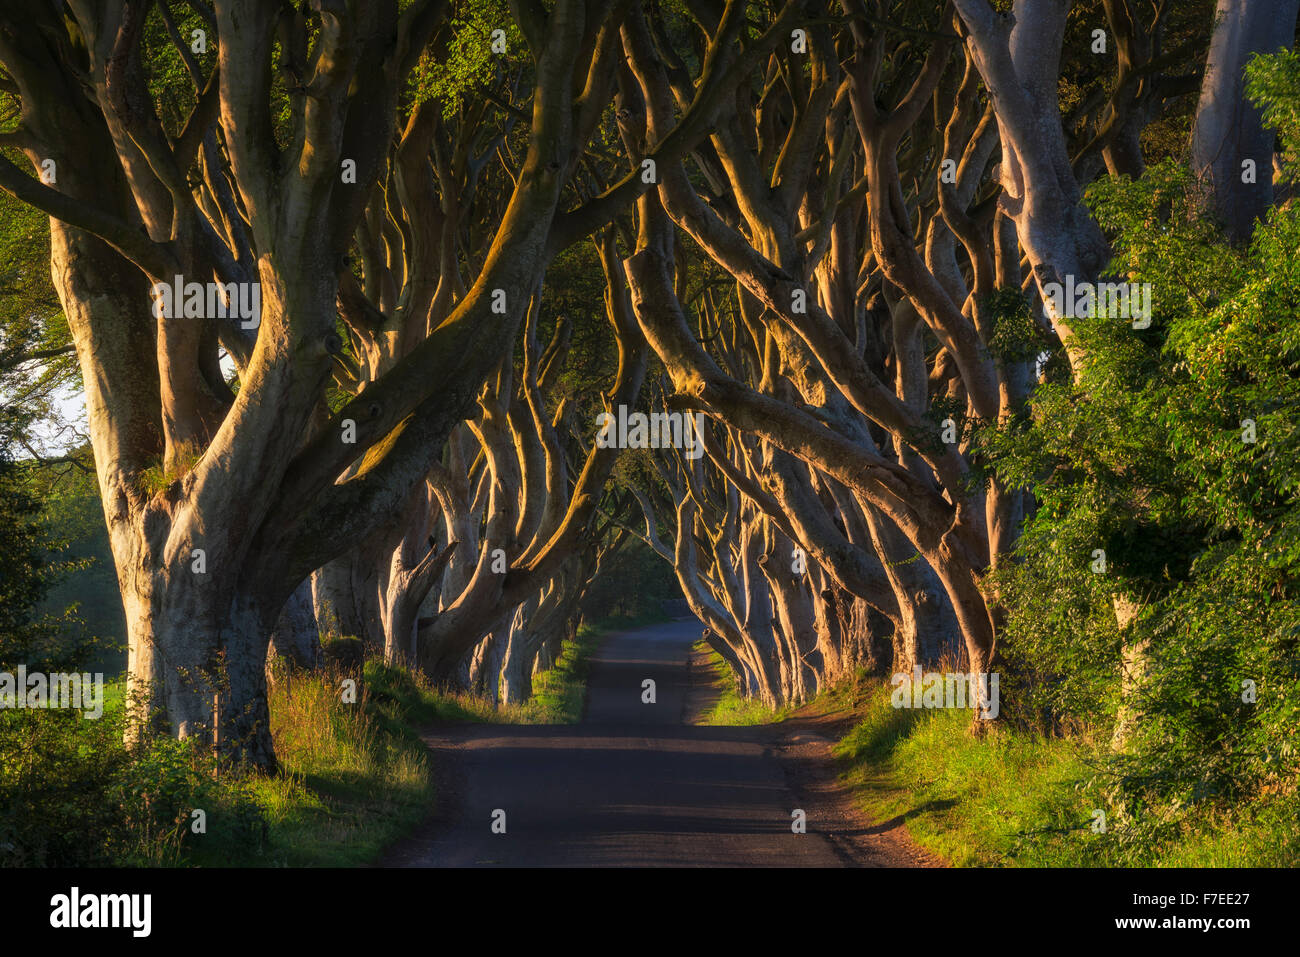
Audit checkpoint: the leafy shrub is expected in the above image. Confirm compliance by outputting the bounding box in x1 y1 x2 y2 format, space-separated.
983 52 1300 841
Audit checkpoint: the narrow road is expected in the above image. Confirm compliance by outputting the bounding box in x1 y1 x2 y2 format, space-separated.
383 619 935 867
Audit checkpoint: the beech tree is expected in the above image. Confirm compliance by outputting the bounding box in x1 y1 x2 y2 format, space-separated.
604 0 1279 711
1191 0 1300 242
0 0 620 768
0 0 804 766
2 0 1292 758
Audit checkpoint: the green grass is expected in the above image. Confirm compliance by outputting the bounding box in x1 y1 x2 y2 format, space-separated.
229 659 439 866
3 659 439 867
185 624 607 862
163 627 604 864
5 625 610 867
100 676 125 715
1 619 621 867
523 625 601 723
692 643 794 726
683 650 1300 866
834 682 1300 867
415 624 603 725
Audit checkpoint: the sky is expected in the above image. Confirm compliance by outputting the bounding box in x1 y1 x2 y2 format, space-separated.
8 351 235 460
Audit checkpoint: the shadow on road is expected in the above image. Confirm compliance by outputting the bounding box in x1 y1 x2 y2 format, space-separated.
380 618 941 867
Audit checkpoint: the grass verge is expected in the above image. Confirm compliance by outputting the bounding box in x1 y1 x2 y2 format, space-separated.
834 681 1300 866
416 624 603 725
1 660 440 867
692 642 795 726
686 650 1298 866
1 619 627 866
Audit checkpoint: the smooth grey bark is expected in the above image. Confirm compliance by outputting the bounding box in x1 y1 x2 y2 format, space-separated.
268 580 321 670
952 0 1112 371
311 556 365 639
1191 0 1300 243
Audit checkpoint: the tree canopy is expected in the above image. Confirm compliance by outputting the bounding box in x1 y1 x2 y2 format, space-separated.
0 1 1295 857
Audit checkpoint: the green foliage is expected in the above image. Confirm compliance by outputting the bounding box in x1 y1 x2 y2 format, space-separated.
579 539 677 625
983 287 1050 367
0 693 272 867
0 706 130 866
694 644 794 726
836 683 1300 866
1246 48 1300 185
408 0 525 119
19 447 126 674
1 658 440 867
0 456 51 669
140 4 219 135
981 55 1300 846
0 182 77 458
537 240 617 401
0 449 99 680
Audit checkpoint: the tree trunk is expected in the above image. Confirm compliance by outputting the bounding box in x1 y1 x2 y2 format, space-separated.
312 556 364 640
268 580 320 670
499 604 535 705
1110 594 1148 750
1191 0 1300 243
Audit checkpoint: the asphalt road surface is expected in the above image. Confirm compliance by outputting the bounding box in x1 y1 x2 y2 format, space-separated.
383 618 931 867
